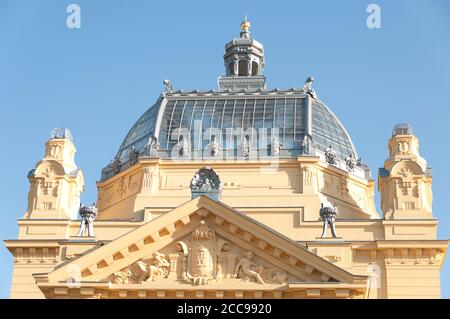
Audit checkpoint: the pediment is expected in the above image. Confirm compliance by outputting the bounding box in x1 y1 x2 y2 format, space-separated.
105 219 307 287
36 196 366 297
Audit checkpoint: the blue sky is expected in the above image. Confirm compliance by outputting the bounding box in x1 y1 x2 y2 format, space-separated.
0 0 449 298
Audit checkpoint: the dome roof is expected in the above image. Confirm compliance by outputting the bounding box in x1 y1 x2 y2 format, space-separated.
100 22 366 181
101 89 361 181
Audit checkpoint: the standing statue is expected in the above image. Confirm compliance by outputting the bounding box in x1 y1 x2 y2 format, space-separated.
299 76 318 99
206 135 221 158
325 144 337 165
145 136 160 157
112 156 122 174
128 146 139 165
234 251 265 284
319 203 338 238
302 134 312 155
240 136 251 158
269 136 281 156
77 203 98 237
163 79 173 94
178 136 191 158
345 154 356 172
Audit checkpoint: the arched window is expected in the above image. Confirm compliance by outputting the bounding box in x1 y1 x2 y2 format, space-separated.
252 61 258 75
228 62 235 76
238 60 247 76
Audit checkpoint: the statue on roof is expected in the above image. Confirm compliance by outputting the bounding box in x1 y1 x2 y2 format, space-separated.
77 203 98 237
145 136 160 157
302 134 313 155
178 136 191 158
346 154 357 172
319 203 338 238
325 144 337 165
240 135 251 158
128 146 139 165
206 135 222 158
269 136 281 156
300 76 318 99
163 79 173 94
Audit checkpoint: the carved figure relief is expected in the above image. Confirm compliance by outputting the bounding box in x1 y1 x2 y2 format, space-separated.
136 252 171 282
234 251 265 284
107 222 290 287
112 268 133 284
111 251 170 284
266 270 288 284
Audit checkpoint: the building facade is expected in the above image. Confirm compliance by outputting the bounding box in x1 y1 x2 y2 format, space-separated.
4 20 448 299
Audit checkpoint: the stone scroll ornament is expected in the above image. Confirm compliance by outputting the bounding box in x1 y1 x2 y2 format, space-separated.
77 203 98 237
320 203 338 238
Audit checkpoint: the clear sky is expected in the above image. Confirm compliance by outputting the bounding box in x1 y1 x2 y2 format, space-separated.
0 0 449 298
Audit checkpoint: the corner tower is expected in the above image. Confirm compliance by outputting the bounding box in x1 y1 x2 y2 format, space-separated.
379 124 433 220
25 128 84 220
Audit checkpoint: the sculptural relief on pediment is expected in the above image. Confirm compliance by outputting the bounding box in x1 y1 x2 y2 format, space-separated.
107 220 290 286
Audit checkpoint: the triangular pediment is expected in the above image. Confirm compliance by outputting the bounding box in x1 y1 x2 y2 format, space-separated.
35 196 366 298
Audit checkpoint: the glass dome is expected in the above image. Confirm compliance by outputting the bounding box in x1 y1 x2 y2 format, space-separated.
102 90 359 180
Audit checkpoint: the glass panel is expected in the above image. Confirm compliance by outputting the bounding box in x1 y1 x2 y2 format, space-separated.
233 99 244 128
253 99 265 129
264 99 274 128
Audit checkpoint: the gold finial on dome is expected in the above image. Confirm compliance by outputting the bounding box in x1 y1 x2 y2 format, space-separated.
240 14 250 32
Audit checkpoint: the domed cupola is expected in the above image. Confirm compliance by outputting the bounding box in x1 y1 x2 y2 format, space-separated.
218 17 266 92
